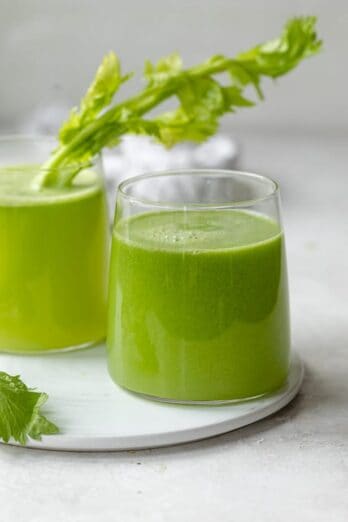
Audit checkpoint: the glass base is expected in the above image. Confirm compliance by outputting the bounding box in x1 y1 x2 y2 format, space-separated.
119 382 287 406
0 338 105 356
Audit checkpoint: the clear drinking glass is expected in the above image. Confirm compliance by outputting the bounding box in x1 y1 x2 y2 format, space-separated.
0 136 109 353
107 169 291 404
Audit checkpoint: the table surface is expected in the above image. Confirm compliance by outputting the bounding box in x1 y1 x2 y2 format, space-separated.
1 130 347 522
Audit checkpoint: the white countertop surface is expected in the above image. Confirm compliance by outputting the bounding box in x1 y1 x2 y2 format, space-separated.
1 130 347 521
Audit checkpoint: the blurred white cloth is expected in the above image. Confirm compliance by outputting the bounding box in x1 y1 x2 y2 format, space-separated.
103 135 239 211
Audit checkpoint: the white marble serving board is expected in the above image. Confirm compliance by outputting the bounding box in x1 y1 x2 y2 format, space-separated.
0 346 303 452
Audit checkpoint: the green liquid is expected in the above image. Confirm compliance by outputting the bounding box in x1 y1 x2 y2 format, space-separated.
107 210 290 401
0 166 109 352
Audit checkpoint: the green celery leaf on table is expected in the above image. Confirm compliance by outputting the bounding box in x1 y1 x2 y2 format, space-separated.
0 372 59 445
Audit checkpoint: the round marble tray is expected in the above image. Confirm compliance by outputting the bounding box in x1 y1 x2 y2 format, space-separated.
0 346 303 451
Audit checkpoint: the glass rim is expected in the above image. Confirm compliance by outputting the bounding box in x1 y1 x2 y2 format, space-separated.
0 134 99 173
118 168 279 209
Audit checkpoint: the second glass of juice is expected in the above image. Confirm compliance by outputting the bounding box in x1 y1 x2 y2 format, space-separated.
107 169 291 403
0 136 109 353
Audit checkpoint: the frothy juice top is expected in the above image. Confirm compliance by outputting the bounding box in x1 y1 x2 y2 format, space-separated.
0 164 101 205
114 209 281 252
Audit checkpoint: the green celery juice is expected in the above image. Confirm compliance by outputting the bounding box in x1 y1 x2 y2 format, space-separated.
107 210 290 401
0 166 109 352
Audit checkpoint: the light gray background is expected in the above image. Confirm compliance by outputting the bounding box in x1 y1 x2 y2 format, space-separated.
0 2 347 522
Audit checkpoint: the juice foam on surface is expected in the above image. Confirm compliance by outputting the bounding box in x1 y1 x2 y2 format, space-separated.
0 164 101 205
114 209 281 251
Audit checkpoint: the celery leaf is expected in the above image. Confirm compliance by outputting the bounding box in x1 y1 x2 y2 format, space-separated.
36 16 322 187
0 372 59 445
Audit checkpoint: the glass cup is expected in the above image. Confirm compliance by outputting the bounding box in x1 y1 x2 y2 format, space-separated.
0 136 109 353
107 169 291 404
